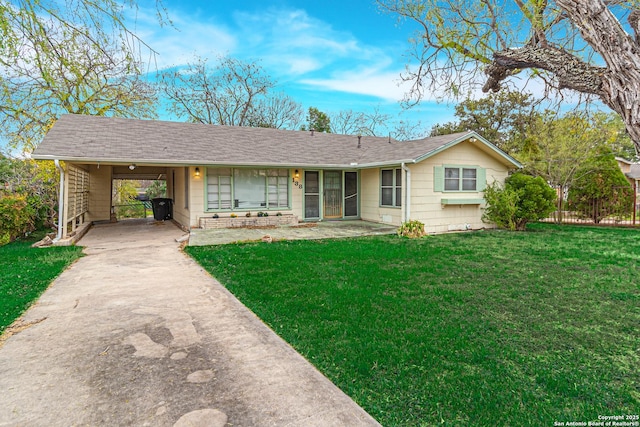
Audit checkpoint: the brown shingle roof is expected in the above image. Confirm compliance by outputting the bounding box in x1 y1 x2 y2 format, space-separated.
32 114 521 168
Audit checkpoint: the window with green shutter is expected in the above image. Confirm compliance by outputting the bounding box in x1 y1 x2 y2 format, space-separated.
434 165 486 192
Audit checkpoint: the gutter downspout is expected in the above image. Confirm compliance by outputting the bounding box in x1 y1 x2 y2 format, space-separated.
54 159 64 242
401 162 411 222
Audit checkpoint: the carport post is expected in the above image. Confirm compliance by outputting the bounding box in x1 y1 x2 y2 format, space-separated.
53 159 64 242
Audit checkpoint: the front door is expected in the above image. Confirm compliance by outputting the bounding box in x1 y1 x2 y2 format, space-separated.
323 171 342 218
304 171 320 219
344 171 358 217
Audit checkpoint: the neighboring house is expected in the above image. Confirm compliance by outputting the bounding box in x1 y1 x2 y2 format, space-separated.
616 157 640 210
616 157 640 190
32 114 521 243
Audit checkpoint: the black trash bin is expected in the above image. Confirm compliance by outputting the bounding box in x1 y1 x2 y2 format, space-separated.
151 198 173 221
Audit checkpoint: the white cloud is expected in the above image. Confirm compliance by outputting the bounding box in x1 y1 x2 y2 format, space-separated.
300 70 408 102
231 8 364 76
127 4 417 103
126 5 237 70
226 7 413 102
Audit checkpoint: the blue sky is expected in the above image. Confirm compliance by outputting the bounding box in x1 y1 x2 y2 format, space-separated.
133 0 457 135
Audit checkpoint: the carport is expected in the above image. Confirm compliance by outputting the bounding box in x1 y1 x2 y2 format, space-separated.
44 160 184 245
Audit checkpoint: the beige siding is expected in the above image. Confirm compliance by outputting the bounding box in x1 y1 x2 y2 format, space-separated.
360 168 403 225
168 167 190 229
409 140 510 233
189 167 205 227
359 140 513 232
291 169 304 219
86 164 112 222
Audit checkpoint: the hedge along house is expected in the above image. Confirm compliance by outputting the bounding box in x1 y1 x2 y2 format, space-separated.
32 114 521 243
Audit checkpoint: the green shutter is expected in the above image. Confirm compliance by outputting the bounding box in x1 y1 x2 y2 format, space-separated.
434 166 444 192
477 167 486 191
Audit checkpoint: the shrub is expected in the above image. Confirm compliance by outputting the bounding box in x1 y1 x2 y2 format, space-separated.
1 158 58 230
397 220 426 238
0 193 36 245
567 147 633 223
483 173 556 231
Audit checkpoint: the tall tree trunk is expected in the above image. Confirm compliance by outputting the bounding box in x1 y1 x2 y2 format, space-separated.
555 0 640 153
485 0 640 154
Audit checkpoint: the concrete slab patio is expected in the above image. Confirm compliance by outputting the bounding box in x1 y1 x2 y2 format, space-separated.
0 220 381 426
189 220 398 246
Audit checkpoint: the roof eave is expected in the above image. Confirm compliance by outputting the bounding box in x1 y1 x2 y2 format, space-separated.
31 154 368 170
355 159 417 168
414 131 522 168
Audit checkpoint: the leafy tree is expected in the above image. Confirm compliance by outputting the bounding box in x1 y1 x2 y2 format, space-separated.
567 146 634 224
377 0 640 154
302 107 331 133
112 179 141 218
0 153 11 189
160 56 302 129
0 194 34 245
112 180 138 205
590 112 637 161
0 158 58 243
483 172 556 231
145 180 167 200
430 121 464 138
0 0 162 152
520 112 596 190
430 91 539 154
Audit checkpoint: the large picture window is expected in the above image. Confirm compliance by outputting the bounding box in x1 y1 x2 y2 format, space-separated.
206 168 289 211
381 168 402 207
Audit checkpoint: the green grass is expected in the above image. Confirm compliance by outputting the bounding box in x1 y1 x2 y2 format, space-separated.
187 223 640 426
0 232 83 334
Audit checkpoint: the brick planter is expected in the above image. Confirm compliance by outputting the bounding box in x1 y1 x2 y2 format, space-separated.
199 215 299 229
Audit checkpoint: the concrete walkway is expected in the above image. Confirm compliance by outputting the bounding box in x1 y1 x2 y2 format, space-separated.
0 220 381 426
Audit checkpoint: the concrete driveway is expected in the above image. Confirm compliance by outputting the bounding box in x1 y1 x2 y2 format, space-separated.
0 220 380 426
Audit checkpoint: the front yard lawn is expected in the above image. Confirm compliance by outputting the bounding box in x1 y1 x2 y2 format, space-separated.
186 223 640 426
0 233 82 334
